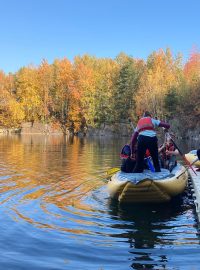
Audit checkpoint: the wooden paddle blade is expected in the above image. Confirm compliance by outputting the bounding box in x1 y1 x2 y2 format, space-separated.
107 167 120 176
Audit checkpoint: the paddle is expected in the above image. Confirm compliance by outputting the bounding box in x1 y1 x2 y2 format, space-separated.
107 167 120 176
177 157 199 178
166 132 197 175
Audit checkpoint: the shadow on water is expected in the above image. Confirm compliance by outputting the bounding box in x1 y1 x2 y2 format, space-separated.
107 192 198 269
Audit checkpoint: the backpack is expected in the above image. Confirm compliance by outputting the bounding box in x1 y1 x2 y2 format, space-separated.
120 144 131 158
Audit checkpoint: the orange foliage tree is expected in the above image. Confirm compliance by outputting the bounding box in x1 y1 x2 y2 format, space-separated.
181 51 200 123
51 58 80 133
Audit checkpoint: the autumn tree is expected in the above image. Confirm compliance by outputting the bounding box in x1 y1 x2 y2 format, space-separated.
112 53 144 123
73 55 97 127
90 58 119 125
15 66 41 122
135 48 183 119
51 58 80 133
0 71 24 127
178 51 200 128
37 60 54 123
164 88 179 119
184 50 200 86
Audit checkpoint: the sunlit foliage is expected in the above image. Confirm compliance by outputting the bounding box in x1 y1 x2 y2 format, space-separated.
0 48 200 132
0 71 25 127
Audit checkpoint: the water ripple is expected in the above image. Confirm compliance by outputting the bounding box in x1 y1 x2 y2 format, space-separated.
0 135 200 269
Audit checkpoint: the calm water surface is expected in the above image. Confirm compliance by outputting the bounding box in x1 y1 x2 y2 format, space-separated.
0 134 200 270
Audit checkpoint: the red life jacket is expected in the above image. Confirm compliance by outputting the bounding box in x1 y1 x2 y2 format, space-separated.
166 142 175 152
160 142 175 161
137 117 155 133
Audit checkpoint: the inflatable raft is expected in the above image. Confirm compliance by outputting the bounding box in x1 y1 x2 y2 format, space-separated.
107 163 188 203
185 150 200 168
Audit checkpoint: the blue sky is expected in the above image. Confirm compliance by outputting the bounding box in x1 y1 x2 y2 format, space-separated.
0 0 200 73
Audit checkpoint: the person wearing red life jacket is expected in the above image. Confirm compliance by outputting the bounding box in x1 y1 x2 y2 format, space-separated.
131 111 170 173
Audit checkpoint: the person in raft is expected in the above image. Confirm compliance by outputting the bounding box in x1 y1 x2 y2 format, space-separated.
130 111 170 173
159 135 179 172
120 144 136 173
120 144 152 173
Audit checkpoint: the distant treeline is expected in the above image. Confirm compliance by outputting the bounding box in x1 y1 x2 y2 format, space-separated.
0 48 200 133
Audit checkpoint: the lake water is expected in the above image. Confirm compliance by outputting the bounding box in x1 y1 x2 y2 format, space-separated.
0 134 200 270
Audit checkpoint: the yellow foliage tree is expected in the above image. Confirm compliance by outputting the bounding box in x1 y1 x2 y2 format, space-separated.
73 55 97 126
0 71 25 127
37 59 54 122
52 58 80 132
15 66 41 122
135 48 183 119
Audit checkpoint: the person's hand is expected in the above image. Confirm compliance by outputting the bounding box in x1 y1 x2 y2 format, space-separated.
166 150 170 156
163 128 169 133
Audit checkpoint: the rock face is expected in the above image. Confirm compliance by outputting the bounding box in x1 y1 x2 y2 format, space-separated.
0 128 8 133
185 129 200 140
87 123 133 137
21 122 63 134
0 128 21 134
3 119 200 139
1 122 133 136
166 118 200 140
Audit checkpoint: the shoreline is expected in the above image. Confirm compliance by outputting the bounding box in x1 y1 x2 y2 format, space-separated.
1 121 200 140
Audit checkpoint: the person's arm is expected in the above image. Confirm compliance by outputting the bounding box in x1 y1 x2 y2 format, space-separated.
158 121 170 130
152 118 170 130
130 131 138 156
158 143 165 153
173 149 179 155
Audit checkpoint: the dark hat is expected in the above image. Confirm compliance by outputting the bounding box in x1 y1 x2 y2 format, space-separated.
143 111 151 117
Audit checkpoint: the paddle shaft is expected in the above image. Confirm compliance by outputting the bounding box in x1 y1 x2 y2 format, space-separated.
167 134 197 175
177 157 199 178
